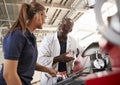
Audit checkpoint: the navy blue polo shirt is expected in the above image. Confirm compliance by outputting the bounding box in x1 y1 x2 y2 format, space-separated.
0 29 38 85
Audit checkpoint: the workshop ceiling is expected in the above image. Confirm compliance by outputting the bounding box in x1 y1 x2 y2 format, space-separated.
0 0 116 48
0 0 89 28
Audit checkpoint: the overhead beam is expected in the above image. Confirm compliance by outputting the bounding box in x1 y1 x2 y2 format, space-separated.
0 2 70 11
48 9 59 24
44 2 71 11
51 9 61 24
73 12 83 21
2 0 11 27
0 2 87 12
0 19 15 22
60 0 68 5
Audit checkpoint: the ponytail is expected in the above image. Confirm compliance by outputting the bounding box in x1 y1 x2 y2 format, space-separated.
7 2 45 34
7 3 29 34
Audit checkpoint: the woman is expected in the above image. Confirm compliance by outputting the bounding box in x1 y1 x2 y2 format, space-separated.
0 1 57 85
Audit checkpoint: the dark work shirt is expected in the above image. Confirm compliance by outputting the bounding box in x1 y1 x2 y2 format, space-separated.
0 29 38 85
58 40 67 72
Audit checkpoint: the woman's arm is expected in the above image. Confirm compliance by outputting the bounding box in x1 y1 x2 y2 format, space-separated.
35 63 57 77
3 60 22 85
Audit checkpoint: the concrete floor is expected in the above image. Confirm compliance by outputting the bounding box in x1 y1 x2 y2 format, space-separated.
31 71 41 85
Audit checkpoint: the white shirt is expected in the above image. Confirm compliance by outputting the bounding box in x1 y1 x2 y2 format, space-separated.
37 32 81 85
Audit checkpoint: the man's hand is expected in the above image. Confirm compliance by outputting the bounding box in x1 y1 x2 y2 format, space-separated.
59 52 75 62
53 52 75 64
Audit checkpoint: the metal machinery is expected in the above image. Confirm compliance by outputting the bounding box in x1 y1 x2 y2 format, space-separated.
54 0 120 84
81 42 111 73
53 42 111 85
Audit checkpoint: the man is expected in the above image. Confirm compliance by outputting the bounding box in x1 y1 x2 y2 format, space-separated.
37 18 81 85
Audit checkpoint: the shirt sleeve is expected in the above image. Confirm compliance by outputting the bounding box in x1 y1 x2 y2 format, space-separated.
3 30 26 60
37 35 55 68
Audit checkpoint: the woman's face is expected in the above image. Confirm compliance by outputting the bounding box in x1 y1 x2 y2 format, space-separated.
34 10 46 29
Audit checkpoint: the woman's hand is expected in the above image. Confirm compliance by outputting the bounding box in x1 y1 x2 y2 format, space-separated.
47 68 57 77
36 63 57 77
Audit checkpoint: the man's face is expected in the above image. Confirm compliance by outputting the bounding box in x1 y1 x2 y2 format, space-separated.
58 19 74 37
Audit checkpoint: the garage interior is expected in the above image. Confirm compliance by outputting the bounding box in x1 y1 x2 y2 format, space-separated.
0 0 116 85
